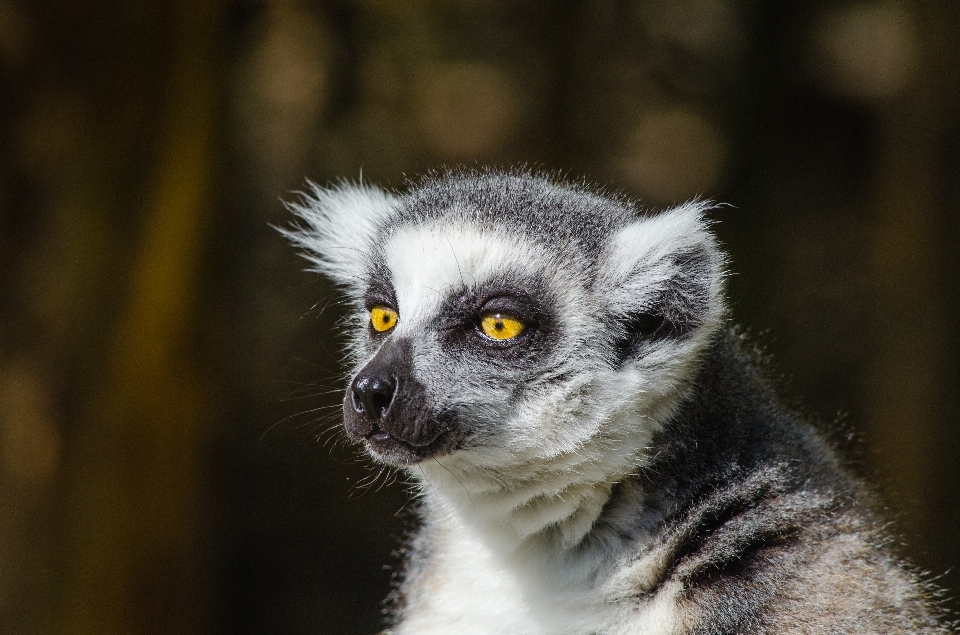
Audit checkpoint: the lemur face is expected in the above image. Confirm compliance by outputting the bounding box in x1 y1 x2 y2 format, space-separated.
285 173 726 470
346 222 585 465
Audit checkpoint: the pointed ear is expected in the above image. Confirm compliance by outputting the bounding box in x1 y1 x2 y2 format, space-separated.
596 201 726 358
280 181 396 291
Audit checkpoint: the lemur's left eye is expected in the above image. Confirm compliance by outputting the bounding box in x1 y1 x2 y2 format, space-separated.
480 314 525 340
370 306 398 332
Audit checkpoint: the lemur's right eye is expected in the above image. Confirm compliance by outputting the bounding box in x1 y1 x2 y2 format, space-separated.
480 314 525 340
370 306 398 332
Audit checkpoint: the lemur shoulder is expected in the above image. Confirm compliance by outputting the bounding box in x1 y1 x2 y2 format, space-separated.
283 170 953 635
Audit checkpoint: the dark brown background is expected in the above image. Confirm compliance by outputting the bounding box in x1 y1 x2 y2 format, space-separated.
1 1 958 634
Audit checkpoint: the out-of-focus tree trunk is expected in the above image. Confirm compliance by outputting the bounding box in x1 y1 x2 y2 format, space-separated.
56 0 224 633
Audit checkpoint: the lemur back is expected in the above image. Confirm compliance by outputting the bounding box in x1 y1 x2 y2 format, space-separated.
284 171 952 634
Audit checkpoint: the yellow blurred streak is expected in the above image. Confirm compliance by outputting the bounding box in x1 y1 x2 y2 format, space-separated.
59 0 224 633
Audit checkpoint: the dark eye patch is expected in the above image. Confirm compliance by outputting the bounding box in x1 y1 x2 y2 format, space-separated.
433 274 557 359
476 294 540 325
363 277 397 312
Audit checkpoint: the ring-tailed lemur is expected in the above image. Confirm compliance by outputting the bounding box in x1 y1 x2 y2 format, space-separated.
283 170 952 634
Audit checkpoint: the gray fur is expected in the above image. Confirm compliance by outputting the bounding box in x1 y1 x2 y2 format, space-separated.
285 170 953 634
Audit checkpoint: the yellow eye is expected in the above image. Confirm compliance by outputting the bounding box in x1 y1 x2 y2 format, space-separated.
480 314 525 340
370 306 398 332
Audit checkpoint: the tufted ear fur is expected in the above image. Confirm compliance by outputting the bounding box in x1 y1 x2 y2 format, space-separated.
595 201 726 361
280 181 397 295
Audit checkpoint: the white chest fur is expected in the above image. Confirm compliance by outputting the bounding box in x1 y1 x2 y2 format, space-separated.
394 509 682 635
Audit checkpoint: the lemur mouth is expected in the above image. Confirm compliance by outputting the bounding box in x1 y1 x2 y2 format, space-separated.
363 424 456 465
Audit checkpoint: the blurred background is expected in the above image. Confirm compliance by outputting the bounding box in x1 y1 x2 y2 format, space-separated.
1 1 959 633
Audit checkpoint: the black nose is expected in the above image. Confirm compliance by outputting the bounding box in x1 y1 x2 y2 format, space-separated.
350 374 396 420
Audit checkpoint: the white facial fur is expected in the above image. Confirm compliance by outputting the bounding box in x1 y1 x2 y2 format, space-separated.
383 222 554 332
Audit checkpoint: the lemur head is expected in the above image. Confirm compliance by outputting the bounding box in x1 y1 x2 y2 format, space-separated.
285 171 725 483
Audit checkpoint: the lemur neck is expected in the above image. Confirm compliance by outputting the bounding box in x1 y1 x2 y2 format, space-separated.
416 458 631 552
412 364 698 556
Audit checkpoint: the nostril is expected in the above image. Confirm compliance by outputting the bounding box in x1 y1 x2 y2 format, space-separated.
371 391 392 418
351 389 364 414
351 375 397 420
